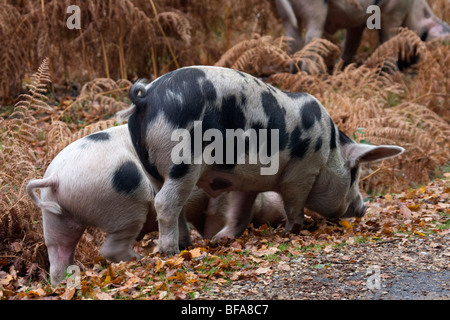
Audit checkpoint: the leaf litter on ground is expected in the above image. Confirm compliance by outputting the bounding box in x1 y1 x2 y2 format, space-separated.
0 174 448 300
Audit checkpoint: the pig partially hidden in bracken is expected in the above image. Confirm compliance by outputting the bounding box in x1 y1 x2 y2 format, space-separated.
276 0 450 64
125 66 404 255
26 125 230 285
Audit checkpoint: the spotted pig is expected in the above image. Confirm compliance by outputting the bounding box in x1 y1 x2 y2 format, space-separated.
125 66 404 255
26 125 228 285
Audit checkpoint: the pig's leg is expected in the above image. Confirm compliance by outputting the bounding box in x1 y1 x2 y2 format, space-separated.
178 209 192 250
342 26 365 65
100 210 147 262
42 210 85 286
280 177 316 233
154 177 196 255
379 12 405 43
100 224 144 263
303 4 327 45
134 204 191 250
202 196 228 239
212 191 258 241
300 6 327 73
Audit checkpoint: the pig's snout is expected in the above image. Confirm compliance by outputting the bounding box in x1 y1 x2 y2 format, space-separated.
358 204 367 217
344 202 367 218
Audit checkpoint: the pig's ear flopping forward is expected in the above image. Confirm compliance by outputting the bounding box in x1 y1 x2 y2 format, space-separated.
342 143 405 167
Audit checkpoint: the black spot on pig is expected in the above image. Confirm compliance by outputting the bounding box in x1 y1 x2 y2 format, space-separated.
112 161 142 194
144 68 215 128
234 70 249 84
285 92 308 99
201 79 218 106
350 166 359 187
339 130 354 145
220 95 246 130
314 137 323 152
289 126 311 159
169 163 190 179
127 110 164 183
261 92 288 153
210 178 232 191
202 95 247 171
301 100 322 130
86 132 110 142
329 117 337 150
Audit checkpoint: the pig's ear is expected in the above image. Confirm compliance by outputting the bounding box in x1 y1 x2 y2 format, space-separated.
342 144 404 166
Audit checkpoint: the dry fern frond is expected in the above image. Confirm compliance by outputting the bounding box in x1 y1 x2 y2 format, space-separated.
269 72 321 93
10 58 53 121
291 38 341 75
0 58 53 271
56 78 131 124
0 4 31 101
364 28 426 72
215 35 291 75
156 11 192 44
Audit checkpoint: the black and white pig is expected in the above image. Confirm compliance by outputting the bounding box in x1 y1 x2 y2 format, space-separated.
26 125 229 285
124 66 404 255
276 0 450 63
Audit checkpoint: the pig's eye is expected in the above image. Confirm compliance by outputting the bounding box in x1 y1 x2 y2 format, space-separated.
350 166 358 187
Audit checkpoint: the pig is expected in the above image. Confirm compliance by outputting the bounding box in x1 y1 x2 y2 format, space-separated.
276 0 450 64
26 124 229 285
124 65 404 255
251 191 285 228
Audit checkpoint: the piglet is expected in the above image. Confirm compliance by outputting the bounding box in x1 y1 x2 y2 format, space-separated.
26 125 228 285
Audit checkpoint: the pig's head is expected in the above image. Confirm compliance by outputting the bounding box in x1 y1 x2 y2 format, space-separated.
414 0 450 41
306 138 404 219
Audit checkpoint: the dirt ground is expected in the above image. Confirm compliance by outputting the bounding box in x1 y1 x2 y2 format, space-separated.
197 234 449 300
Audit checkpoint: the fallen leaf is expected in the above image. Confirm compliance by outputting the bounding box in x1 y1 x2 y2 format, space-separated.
11 242 22 253
400 206 412 219
248 255 264 263
154 258 165 272
407 204 421 211
158 291 168 299
19 288 45 299
0 272 13 286
414 231 426 237
189 247 205 259
180 250 192 261
60 287 76 300
255 266 271 274
278 263 290 271
400 254 416 262
339 220 352 229
253 246 279 257
96 292 114 300
437 203 449 209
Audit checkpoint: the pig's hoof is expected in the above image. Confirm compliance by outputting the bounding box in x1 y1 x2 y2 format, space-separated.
285 223 303 235
178 238 192 251
211 227 235 244
159 245 180 256
211 233 235 246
